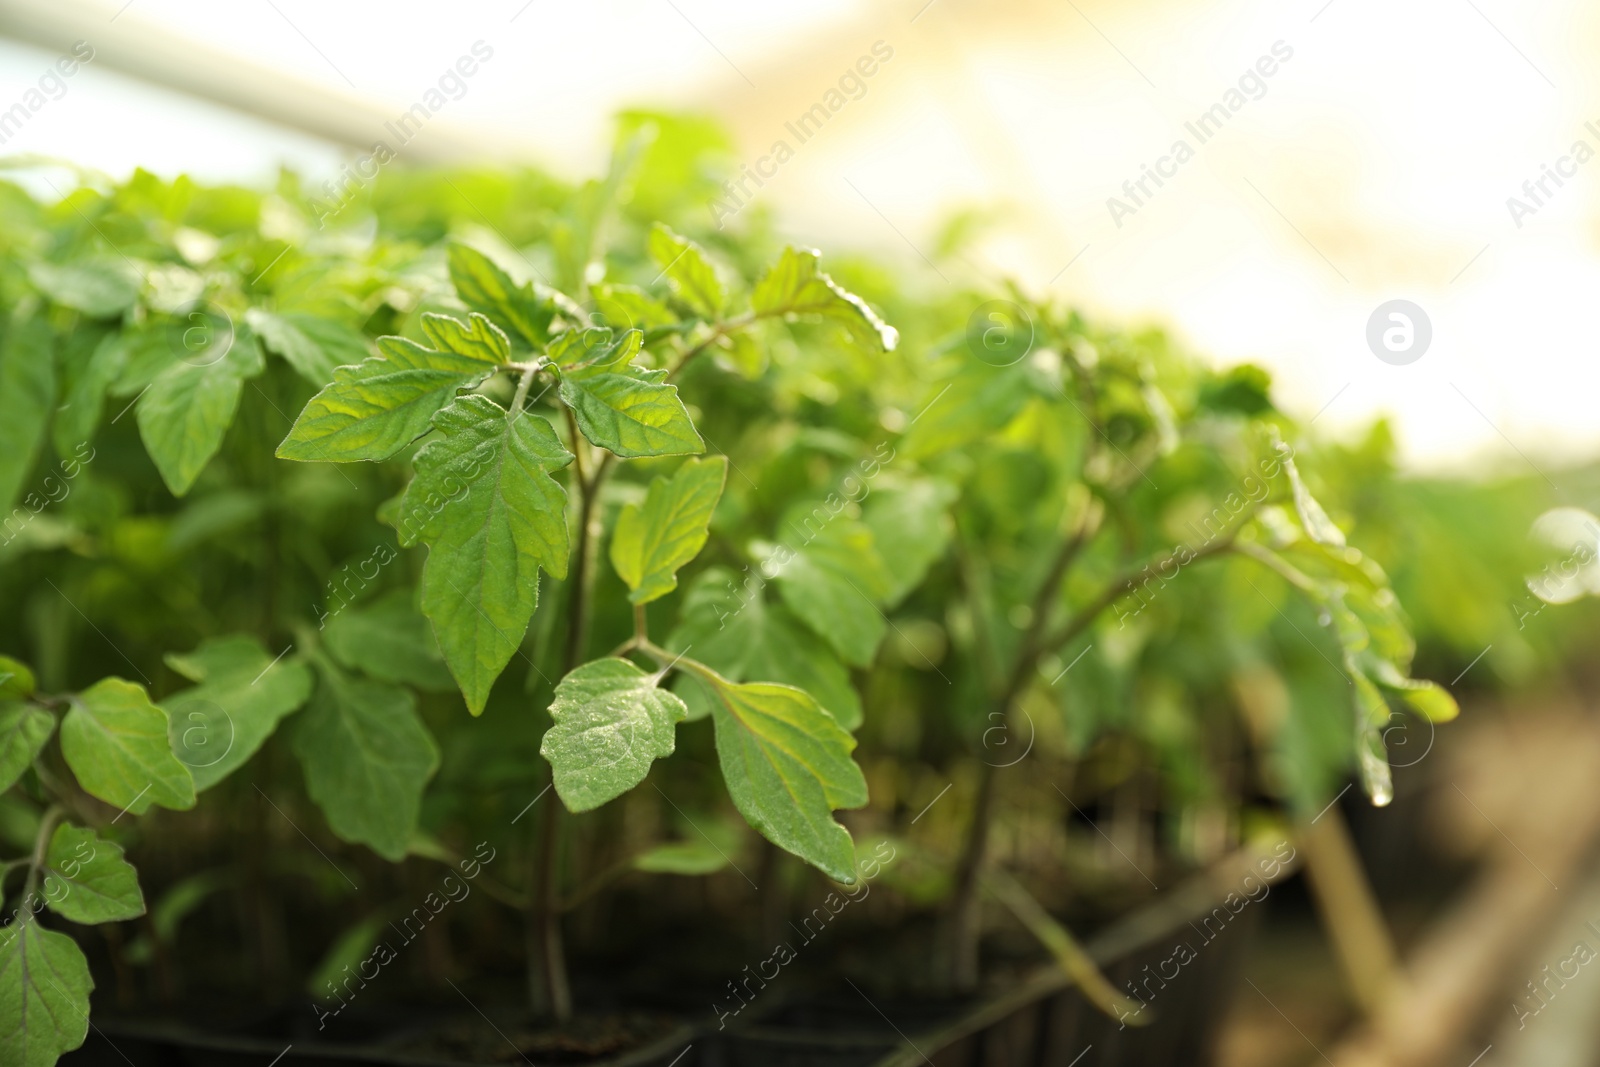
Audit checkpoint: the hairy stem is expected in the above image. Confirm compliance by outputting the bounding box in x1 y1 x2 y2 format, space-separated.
511 359 546 416
528 411 602 1023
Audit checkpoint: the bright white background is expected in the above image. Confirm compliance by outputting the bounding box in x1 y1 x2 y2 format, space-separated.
1 0 1593 476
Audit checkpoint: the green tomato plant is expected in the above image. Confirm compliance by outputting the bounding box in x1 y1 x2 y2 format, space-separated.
0 118 1488 1065
871 298 1462 989
270 228 901 1015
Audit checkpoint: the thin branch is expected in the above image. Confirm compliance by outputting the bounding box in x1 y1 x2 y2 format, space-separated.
510 358 547 415
19 806 64 907
983 867 1148 1024
668 313 756 381
952 513 1005 697
999 496 1104 707
1038 525 1250 661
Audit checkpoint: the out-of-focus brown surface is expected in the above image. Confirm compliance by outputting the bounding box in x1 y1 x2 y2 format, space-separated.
1216 701 1600 1067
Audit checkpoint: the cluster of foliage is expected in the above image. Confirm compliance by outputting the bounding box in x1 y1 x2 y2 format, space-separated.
0 115 1541 1064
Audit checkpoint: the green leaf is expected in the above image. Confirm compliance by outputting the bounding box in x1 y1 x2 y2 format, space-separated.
0 921 93 1067
247 309 369 385
322 590 456 691
136 334 265 496
308 913 388 999
42 823 145 924
448 243 561 347
669 570 862 730
772 514 894 667
713 328 765 378
862 479 958 606
397 396 571 714
560 368 704 458
540 658 688 812
162 635 313 791
62 678 195 814
419 309 511 365
275 313 506 463
292 660 439 861
1398 681 1458 723
1367 662 1459 724
610 456 726 603
899 363 1033 461
1280 446 1346 548
700 668 867 882
0 318 56 514
750 247 898 351
147 870 226 945
0 703 54 793
29 260 138 317
592 284 676 333
549 327 641 379
1351 671 1394 807
633 839 730 875
647 224 724 319
108 329 176 398
0 657 36 701
52 333 122 454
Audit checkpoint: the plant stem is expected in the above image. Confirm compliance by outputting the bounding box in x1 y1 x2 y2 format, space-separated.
948 500 1101 990
1037 525 1248 660
562 414 599 677
949 761 997 990
668 313 756 381
947 497 1254 989
952 514 1004 696
532 756 571 1019
19 806 63 909
1297 807 1404 1016
511 359 544 416
982 868 1146 1022
529 408 609 1023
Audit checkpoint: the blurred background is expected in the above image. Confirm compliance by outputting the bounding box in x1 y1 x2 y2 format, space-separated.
5 1 1599 1064
0 0 1593 474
